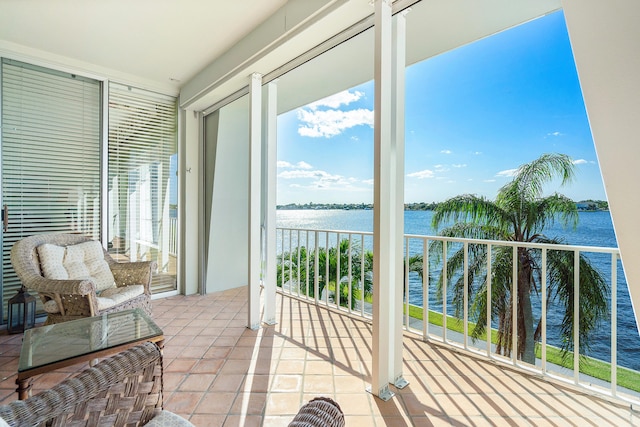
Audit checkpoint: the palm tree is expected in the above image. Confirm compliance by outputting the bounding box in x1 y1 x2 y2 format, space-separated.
277 238 373 310
429 153 608 364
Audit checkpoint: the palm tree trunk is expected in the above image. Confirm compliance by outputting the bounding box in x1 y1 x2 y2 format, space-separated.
518 253 536 364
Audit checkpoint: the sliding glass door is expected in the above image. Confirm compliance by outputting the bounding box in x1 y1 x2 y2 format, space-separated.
0 59 101 318
108 83 178 293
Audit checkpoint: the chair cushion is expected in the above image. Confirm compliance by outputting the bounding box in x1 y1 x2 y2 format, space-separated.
143 410 195 427
96 285 145 311
37 241 116 292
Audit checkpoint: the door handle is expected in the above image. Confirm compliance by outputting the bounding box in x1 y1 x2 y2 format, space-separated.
2 205 7 232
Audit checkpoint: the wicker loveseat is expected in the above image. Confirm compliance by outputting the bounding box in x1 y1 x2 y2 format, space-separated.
11 233 156 324
0 342 192 427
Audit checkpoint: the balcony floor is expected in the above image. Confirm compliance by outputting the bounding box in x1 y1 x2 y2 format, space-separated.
0 288 637 426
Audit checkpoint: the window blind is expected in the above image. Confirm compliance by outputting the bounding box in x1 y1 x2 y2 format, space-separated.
1 59 102 318
108 83 178 294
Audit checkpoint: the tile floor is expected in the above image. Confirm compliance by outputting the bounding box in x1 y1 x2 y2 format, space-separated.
0 287 638 426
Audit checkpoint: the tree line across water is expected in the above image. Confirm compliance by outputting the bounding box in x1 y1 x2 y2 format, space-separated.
278 200 608 211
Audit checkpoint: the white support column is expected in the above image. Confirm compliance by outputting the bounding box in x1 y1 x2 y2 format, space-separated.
391 9 409 390
264 81 278 325
248 72 262 330
370 0 395 401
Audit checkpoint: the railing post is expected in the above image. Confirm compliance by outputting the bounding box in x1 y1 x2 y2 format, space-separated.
306 230 310 299
348 234 353 313
297 229 301 297
405 237 410 330
574 249 580 385
512 245 518 365
541 248 547 374
443 240 448 343
423 238 429 341
463 241 469 350
361 234 366 317
486 243 492 357
325 232 330 306
289 231 293 295
314 231 320 304
611 252 618 397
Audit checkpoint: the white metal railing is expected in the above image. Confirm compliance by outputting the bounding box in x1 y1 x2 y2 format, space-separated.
276 226 639 405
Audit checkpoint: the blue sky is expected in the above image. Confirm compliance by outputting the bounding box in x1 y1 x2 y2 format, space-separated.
276 11 605 205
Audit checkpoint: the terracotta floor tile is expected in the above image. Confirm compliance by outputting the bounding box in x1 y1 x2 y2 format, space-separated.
275 359 305 375
178 373 216 391
165 358 198 373
210 374 245 392
271 374 302 392
195 391 237 414
188 414 226 427
265 393 303 416
192 358 224 374
223 414 263 427
164 391 204 414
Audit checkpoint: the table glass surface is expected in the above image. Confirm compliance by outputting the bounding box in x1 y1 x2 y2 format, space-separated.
18 308 163 372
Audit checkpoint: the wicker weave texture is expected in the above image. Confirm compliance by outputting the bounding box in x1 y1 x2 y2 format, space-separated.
288 397 345 427
0 342 163 427
10 233 156 324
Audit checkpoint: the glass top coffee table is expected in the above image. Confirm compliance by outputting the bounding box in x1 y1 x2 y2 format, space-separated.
16 308 164 399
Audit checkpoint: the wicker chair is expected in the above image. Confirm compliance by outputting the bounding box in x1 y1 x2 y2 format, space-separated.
11 233 156 324
0 342 192 427
289 397 345 427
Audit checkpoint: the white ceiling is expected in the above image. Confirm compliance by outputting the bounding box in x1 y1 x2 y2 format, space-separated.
0 0 288 93
0 0 563 111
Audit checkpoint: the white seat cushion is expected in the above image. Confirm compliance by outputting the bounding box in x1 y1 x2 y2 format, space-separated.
38 240 116 292
96 285 144 310
143 411 195 427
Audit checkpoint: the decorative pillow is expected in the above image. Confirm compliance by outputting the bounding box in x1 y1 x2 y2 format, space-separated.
37 241 116 292
43 299 61 314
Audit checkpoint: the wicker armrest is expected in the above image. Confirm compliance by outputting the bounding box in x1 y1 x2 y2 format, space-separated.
289 397 345 427
24 276 95 296
0 342 163 427
110 261 156 292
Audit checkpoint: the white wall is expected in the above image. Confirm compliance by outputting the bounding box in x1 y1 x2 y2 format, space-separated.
562 0 640 331
204 96 250 293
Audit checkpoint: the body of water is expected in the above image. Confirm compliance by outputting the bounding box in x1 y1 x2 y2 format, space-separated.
277 209 640 371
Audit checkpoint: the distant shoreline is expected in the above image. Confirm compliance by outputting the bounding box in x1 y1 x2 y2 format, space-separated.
277 200 609 212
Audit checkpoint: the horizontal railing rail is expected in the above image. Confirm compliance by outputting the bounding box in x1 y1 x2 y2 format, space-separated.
276 226 639 405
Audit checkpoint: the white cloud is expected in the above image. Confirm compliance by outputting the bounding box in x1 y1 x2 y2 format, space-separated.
296 161 313 169
297 108 374 138
452 164 467 168
474 151 483 155
573 159 588 165
278 168 367 192
363 179 374 185
408 170 435 179
483 179 496 183
547 131 562 137
496 168 518 178
278 160 314 169
307 90 364 110
441 150 452 154
434 164 449 172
